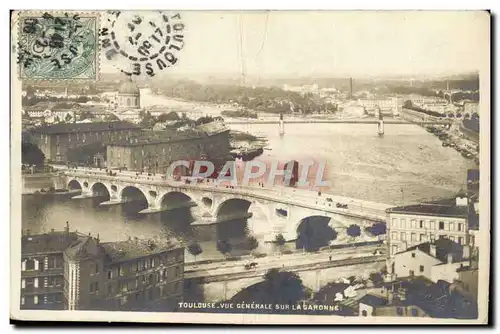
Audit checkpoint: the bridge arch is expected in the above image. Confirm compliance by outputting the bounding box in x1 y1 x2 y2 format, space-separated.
119 186 148 203
67 179 82 190
214 198 252 220
90 182 111 198
295 215 338 252
159 191 196 211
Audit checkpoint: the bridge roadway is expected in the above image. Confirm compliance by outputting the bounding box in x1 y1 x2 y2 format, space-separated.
54 166 391 222
224 119 451 125
184 244 386 283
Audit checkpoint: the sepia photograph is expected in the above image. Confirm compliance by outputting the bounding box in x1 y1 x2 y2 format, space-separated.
9 9 490 324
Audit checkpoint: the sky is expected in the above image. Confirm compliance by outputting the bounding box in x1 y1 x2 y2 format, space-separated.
101 11 490 79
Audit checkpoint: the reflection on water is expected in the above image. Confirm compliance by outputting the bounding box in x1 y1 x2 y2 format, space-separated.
22 123 474 258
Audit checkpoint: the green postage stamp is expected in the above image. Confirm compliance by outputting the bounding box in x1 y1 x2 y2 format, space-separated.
16 12 99 80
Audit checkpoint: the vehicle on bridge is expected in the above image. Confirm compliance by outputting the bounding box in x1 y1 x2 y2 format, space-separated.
244 262 258 270
336 203 348 209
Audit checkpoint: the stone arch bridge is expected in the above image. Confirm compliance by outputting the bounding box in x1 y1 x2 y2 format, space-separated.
56 169 389 242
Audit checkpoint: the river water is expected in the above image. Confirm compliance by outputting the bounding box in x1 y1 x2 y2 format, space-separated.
21 93 476 260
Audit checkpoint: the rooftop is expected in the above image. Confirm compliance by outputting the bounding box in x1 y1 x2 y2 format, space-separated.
386 199 468 218
107 126 228 147
22 231 80 255
32 121 141 134
398 238 466 263
100 238 182 263
359 294 387 307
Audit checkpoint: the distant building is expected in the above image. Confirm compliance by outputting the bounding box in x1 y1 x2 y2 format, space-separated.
391 238 471 283
31 121 142 163
386 196 470 257
106 121 230 173
21 225 184 311
464 101 479 116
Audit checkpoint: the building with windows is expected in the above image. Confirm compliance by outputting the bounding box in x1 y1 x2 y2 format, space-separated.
21 225 184 311
106 121 230 173
385 196 470 257
30 121 142 163
391 238 470 283
21 227 80 310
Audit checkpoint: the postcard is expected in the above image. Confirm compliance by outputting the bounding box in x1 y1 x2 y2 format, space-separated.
10 10 490 324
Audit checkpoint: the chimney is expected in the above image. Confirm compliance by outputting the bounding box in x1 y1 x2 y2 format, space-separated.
447 253 453 264
97 233 100 244
430 244 437 258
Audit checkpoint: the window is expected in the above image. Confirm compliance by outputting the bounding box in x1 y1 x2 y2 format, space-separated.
420 234 426 242
397 307 404 316
107 270 112 279
411 252 415 258
391 245 399 255
411 308 418 317
409 270 415 277
419 220 424 228
439 221 444 230
430 234 435 242
391 232 398 240
21 297 25 305
90 282 99 293
458 237 463 245
411 220 416 228
458 223 463 232
411 233 416 242
419 265 424 272
400 232 406 241
430 221 435 229
449 222 454 231
400 219 406 229
25 259 35 271
175 266 180 277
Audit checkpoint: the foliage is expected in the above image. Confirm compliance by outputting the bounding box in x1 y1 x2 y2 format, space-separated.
157 111 180 122
216 239 232 255
195 116 215 126
64 113 73 122
346 224 361 238
22 141 45 165
79 111 95 121
369 272 384 285
261 269 306 304
187 243 203 261
247 236 259 251
274 234 286 246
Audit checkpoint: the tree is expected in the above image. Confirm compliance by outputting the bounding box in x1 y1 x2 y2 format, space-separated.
216 239 232 256
274 234 286 246
247 236 259 253
403 100 413 109
369 272 384 285
157 111 180 122
54 116 60 123
79 110 94 121
64 113 73 123
195 116 214 126
22 141 45 166
262 269 306 304
187 243 203 262
346 224 361 238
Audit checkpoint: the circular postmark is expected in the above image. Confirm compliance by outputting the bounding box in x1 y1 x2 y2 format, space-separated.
17 12 98 79
100 11 185 77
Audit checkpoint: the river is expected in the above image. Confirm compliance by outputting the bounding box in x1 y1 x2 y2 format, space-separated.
21 93 476 261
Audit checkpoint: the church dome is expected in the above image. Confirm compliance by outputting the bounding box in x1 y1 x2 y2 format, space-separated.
118 79 140 95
